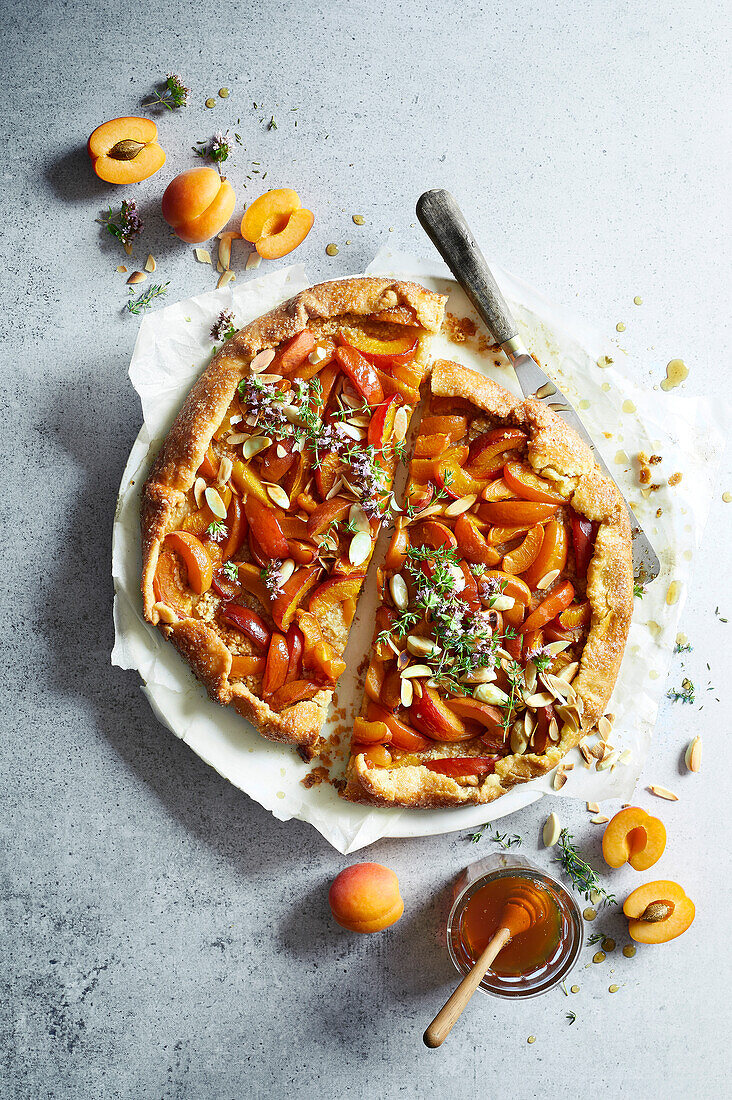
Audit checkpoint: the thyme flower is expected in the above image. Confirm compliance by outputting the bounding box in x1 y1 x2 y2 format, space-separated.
144 73 189 110
211 310 237 343
195 131 233 168
98 200 143 249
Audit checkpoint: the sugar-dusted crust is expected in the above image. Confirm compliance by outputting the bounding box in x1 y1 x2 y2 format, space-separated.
345 360 634 807
140 277 446 756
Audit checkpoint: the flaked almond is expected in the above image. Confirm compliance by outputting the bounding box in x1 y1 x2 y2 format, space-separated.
685 736 701 773
553 769 568 791
543 812 561 847
249 349 276 373
587 801 600 813
195 248 212 264
492 594 515 611
308 345 329 365
246 251 262 270
444 494 476 517
596 750 619 771
523 662 537 693
400 664 434 679
461 666 495 684
557 661 579 683
242 435 272 459
591 814 610 824
523 710 535 737
598 714 613 741
647 784 679 801
349 503 370 533
204 486 227 519
536 569 560 590
217 456 233 485
348 530 372 567
227 432 250 446
116 265 128 273
347 415 371 429
217 270 236 289
555 703 581 732
541 672 573 701
407 635 441 658
445 563 466 593
218 238 232 270
393 406 409 442
325 478 345 501
126 271 147 285
389 573 409 610
548 715 560 742
510 720 529 755
579 740 594 767
193 476 206 508
544 639 572 656
474 683 510 706
153 602 178 624
617 749 633 766
278 558 296 585
400 678 414 706
266 484 290 509
339 422 364 442
145 254 156 273
524 691 553 708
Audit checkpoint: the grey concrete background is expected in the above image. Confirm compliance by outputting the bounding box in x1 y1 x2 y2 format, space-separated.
1 0 730 1096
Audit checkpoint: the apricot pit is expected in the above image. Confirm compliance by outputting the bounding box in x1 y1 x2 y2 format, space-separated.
623 880 695 943
88 117 166 184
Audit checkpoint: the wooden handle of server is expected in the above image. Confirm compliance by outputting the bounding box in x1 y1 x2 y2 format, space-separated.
423 925 512 1049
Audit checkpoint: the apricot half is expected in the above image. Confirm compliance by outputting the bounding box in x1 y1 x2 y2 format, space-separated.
88 117 166 184
623 880 695 943
602 807 666 871
162 167 236 244
241 188 314 258
328 863 404 933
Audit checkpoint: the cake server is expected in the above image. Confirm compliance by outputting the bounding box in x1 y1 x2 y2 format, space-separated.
415 189 659 583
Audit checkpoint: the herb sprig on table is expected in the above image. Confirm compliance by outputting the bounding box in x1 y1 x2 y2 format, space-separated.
554 829 615 907
667 678 695 704
98 201 143 251
143 73 189 110
126 282 169 314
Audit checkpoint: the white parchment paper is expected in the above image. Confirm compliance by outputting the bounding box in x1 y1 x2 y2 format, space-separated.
112 253 723 853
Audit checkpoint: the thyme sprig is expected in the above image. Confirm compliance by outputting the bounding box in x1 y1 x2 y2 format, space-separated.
143 73 189 110
554 829 615 907
194 131 233 169
126 282 169 314
211 310 237 343
98 200 142 250
221 561 239 582
667 678 695 704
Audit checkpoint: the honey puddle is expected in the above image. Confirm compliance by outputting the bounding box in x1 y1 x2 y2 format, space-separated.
661 359 688 391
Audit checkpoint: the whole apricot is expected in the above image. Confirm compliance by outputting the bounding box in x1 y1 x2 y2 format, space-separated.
328 863 404 933
162 167 236 244
88 117 166 184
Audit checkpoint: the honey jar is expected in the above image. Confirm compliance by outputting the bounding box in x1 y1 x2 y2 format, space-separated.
446 853 583 998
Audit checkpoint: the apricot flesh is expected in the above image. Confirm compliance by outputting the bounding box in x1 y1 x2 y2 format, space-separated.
602 807 666 871
162 167 236 243
623 880 695 943
241 188 301 242
328 863 404 933
88 117 165 184
256 208 315 259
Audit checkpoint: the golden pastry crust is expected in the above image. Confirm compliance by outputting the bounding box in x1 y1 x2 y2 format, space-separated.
140 277 446 756
345 360 634 807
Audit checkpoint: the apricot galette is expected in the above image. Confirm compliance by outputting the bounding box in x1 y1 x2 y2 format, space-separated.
344 361 633 807
141 277 446 756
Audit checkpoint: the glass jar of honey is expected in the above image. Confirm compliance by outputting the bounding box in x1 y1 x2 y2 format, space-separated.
446 852 583 998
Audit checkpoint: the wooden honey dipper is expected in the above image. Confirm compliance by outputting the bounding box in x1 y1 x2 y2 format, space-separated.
424 884 546 1048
